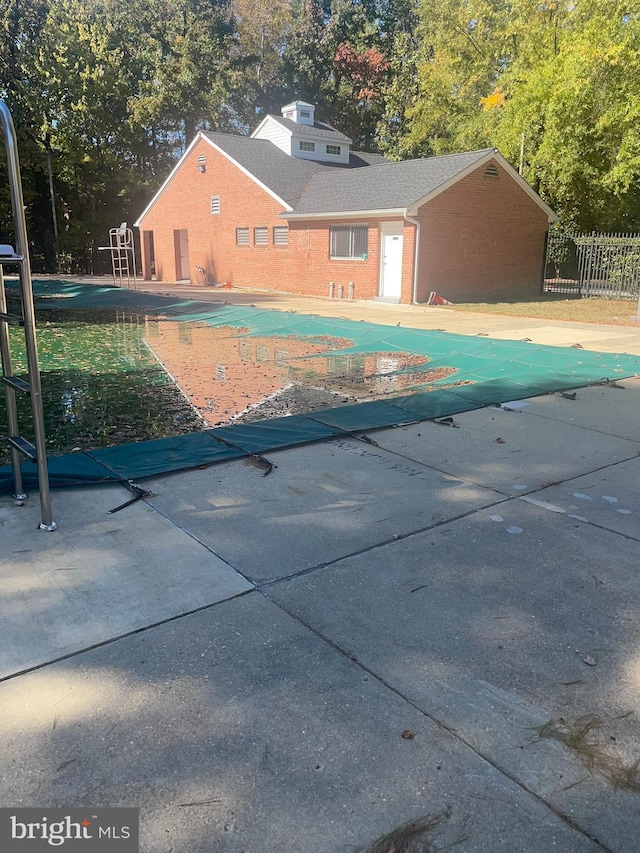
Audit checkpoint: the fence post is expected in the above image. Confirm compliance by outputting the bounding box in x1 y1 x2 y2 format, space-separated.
583 231 596 297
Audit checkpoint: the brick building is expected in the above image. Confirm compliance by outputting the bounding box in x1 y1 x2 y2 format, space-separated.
135 101 557 304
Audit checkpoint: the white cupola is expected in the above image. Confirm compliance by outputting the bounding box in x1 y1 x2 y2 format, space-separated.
281 101 316 126
251 100 352 164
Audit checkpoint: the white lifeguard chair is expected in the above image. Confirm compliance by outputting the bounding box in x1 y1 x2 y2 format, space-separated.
100 222 137 289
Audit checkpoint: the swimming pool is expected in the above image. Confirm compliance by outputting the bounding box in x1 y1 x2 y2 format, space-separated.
2 279 639 492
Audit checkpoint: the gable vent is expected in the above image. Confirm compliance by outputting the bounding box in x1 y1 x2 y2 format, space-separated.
485 163 499 178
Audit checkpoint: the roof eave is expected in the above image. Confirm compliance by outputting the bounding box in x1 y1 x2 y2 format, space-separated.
201 135 292 210
492 151 558 222
134 134 203 227
136 132 294 225
405 150 496 215
250 114 292 140
282 208 407 221
406 149 558 222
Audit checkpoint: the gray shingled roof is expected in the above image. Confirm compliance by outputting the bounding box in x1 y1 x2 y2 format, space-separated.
269 115 352 143
202 132 384 207
288 149 496 215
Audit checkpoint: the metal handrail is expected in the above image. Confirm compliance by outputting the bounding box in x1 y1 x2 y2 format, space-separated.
0 100 56 530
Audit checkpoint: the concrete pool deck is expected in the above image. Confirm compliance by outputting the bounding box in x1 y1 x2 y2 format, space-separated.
2 289 640 851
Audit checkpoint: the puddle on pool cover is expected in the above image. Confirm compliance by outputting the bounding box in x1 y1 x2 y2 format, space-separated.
0 305 462 462
145 319 460 426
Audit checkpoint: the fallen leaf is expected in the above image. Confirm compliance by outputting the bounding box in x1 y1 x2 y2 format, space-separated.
583 656 598 667
401 730 415 740
496 437 506 444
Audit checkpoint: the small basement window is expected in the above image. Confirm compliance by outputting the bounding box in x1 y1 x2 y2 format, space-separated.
273 226 289 246
485 163 499 178
210 195 220 215
236 227 249 246
254 226 268 246
326 144 341 156
330 224 368 260
299 140 315 152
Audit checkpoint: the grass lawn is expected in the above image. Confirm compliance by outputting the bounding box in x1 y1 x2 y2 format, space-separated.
452 295 640 326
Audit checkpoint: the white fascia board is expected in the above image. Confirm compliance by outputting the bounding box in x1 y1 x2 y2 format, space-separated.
250 114 292 141
282 100 315 109
491 151 559 222
407 149 558 222
134 134 203 227
201 135 292 210
250 115 272 138
135 132 293 226
282 208 406 221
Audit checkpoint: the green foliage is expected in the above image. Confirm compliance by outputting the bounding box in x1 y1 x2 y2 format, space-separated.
2 0 237 271
1 0 639 268
404 0 640 229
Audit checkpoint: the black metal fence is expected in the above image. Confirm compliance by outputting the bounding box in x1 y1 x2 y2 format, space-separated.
544 227 640 298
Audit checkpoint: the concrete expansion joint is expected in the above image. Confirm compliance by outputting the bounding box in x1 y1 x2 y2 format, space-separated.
256 497 509 590
0 587 255 686
526 408 640 445
266 595 614 853
142 497 254 584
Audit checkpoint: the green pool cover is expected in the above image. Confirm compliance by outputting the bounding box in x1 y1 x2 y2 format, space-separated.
1 280 639 493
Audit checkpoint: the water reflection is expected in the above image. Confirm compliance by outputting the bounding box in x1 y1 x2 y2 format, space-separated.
0 308 205 463
144 320 458 427
0 305 462 464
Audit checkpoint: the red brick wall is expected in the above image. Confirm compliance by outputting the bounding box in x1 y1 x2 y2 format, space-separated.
139 143 548 304
138 138 293 286
138 136 416 300
286 217 418 301
414 158 549 303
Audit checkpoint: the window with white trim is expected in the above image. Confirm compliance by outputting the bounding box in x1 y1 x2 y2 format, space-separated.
326 144 341 156
329 224 369 260
236 227 249 246
254 226 268 246
210 195 220 215
300 110 311 118
299 140 315 152
273 226 289 246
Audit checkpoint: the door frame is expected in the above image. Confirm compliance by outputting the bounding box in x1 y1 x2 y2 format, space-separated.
173 229 190 281
378 221 404 299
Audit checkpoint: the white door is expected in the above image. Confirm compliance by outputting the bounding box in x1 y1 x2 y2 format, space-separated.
380 223 403 299
174 229 190 280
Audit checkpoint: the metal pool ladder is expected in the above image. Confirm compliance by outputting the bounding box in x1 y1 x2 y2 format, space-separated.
0 100 56 530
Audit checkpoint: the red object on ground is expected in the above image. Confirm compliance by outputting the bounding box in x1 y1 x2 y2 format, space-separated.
428 291 454 306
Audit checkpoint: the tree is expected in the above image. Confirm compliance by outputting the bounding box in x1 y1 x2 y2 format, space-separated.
403 0 509 156
231 0 293 126
492 1 640 228
0 0 56 265
2 0 239 271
